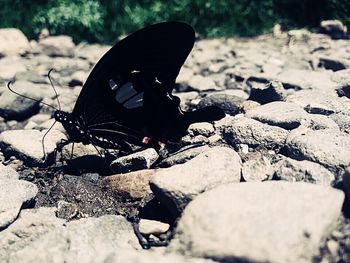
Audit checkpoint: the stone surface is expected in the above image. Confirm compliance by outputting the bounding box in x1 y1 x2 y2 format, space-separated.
197 93 243 115
273 155 335 185
139 219 170 235
217 115 289 148
39 35 75 57
150 146 242 215
0 179 38 230
188 75 221 91
286 128 350 176
170 181 344 263
110 148 159 173
0 129 66 166
102 169 154 199
0 163 20 180
188 122 215 137
248 80 290 104
242 154 274 182
0 28 29 57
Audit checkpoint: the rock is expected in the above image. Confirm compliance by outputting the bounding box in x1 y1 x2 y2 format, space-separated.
0 58 27 80
56 200 79 220
318 56 349 71
0 163 20 180
0 81 42 120
0 179 38 230
102 169 154 199
150 146 242 215
5 215 140 262
273 155 335 185
157 145 210 167
188 122 215 137
110 148 159 173
276 69 336 91
248 80 290 104
69 70 88 87
217 116 289 148
246 101 339 130
176 67 195 90
175 91 199 110
0 28 29 57
320 20 347 39
242 154 274 181
197 93 243 115
170 181 344 263
139 219 170 235
246 101 306 129
188 75 221 91
39 35 75 57
329 113 350 133
286 90 350 116
286 128 350 176
0 207 65 260
75 43 110 64
14 70 49 84
0 129 66 166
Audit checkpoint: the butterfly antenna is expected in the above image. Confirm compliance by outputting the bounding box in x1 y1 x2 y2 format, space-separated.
7 81 58 111
41 120 58 160
47 69 61 111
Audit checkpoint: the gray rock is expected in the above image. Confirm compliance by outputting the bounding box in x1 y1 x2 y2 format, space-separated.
14 70 49 84
217 116 289 148
248 80 290 104
150 146 242 215
329 113 350 132
242 154 274 182
0 207 65 260
139 219 170 235
286 128 350 176
286 90 350 116
188 75 221 91
175 91 199 110
320 20 347 39
0 81 42 120
39 35 75 57
0 28 29 57
0 179 38 229
0 58 27 80
7 215 140 263
276 69 337 91
75 43 110 64
110 148 159 173
197 93 243 115
188 122 215 137
170 181 344 263
246 101 339 130
69 70 88 87
0 129 66 166
318 56 349 71
273 155 335 185
157 145 210 167
0 163 20 180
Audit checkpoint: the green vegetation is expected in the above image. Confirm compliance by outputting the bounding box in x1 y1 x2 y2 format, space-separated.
0 0 349 43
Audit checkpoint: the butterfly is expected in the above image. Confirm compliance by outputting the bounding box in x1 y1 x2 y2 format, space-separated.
51 22 225 153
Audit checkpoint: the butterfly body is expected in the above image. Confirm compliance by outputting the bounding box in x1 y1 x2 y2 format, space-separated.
53 22 225 153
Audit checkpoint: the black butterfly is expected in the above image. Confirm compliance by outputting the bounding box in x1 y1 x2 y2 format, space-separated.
52 22 225 153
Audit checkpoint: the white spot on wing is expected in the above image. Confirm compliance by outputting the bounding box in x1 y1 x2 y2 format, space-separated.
109 79 118 90
115 82 137 103
123 92 144 109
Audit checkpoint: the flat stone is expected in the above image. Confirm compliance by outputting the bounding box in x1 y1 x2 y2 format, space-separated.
139 219 170 235
0 179 38 230
188 122 215 137
273 155 335 185
0 163 20 180
0 129 66 166
150 146 241 215
329 113 350 133
188 75 221 91
170 181 344 263
102 169 154 199
110 148 159 173
242 154 274 182
217 116 289 148
248 80 290 104
157 145 210 168
0 81 42 120
286 90 350 116
286 128 350 176
197 93 243 115
0 28 29 57
39 35 75 57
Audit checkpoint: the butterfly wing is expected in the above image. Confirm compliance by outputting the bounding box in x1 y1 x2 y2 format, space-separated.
71 22 195 147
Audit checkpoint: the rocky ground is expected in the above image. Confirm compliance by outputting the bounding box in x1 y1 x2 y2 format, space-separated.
0 21 350 262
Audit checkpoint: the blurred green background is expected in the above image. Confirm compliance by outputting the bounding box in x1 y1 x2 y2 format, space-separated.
0 0 349 43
